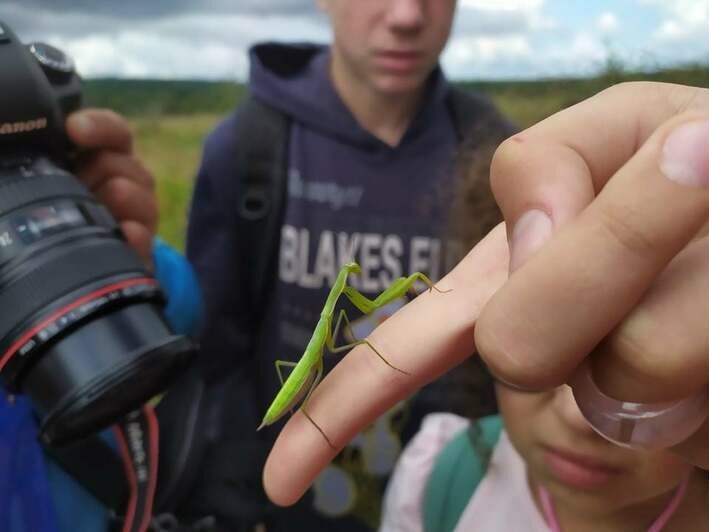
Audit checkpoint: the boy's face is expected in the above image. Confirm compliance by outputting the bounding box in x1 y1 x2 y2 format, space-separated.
319 0 457 95
496 383 693 516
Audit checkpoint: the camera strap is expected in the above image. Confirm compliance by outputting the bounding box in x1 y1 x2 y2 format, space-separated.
45 405 159 532
111 405 160 532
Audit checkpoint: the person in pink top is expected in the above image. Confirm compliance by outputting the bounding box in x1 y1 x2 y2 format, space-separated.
382 385 709 531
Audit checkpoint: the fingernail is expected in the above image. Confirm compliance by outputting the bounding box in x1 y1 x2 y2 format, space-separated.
509 209 552 272
69 113 93 137
661 120 709 188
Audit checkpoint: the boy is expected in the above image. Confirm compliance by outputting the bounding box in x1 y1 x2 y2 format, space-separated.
186 1 513 530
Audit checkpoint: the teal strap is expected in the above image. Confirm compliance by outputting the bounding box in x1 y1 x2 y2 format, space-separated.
422 415 503 532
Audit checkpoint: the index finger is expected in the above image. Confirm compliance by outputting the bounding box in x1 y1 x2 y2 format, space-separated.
263 223 509 506
66 108 133 154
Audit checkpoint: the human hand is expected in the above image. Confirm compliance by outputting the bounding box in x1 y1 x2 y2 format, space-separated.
262 82 709 506
475 81 709 465
66 108 157 266
263 222 510 505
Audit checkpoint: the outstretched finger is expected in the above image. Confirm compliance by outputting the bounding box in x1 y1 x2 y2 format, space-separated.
263 223 510 507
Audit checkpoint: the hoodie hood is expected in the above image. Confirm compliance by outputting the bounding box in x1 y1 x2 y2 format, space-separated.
248 42 451 150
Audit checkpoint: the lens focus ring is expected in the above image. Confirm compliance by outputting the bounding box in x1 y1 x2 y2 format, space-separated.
0 238 148 346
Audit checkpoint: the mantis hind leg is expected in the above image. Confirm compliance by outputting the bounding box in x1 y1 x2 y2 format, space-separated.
299 360 335 449
328 309 410 376
273 359 334 448
274 360 300 417
274 360 298 387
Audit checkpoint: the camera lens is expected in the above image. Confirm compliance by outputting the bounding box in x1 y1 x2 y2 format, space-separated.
0 159 195 446
0 22 195 447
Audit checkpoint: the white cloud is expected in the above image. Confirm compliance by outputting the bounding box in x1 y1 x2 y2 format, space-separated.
598 12 619 33
50 14 330 80
460 0 544 10
2 1 706 80
445 0 577 79
634 0 709 65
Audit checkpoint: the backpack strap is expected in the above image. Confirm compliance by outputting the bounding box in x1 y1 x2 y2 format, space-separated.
422 415 503 532
231 96 290 331
159 97 291 531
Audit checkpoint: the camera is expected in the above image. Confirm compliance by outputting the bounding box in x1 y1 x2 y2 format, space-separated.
0 22 195 446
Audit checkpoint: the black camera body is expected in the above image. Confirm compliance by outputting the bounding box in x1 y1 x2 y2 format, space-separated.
0 24 80 161
0 22 195 446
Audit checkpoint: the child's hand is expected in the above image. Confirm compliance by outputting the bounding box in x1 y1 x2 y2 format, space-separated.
475 82 709 466
261 82 709 506
66 108 157 267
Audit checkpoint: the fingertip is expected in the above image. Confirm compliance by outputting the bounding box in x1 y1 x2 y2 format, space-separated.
262 429 310 507
262 411 340 508
66 108 133 152
262 450 301 507
120 221 153 268
66 111 94 143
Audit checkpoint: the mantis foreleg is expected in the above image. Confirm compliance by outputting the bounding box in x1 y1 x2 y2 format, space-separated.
260 262 451 448
342 272 449 315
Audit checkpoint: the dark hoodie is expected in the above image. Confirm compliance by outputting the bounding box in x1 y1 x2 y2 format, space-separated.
187 43 476 531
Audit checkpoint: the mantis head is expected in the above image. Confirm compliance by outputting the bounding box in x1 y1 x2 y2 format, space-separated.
343 262 361 275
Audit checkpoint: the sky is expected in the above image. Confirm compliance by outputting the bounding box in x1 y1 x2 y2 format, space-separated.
0 1 704 81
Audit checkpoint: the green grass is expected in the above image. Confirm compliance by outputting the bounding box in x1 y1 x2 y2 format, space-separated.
131 114 222 250
117 64 709 250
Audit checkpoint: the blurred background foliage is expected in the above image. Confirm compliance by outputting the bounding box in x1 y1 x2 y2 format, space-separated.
84 64 709 250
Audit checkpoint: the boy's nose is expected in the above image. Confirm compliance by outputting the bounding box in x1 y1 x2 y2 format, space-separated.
386 0 425 33
552 385 598 436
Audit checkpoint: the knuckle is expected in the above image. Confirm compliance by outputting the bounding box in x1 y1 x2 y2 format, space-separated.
609 309 708 393
607 329 671 383
95 109 134 149
140 163 156 190
90 150 116 172
104 177 134 204
101 108 131 131
596 201 657 259
666 85 709 115
490 135 528 195
598 81 657 100
474 317 561 390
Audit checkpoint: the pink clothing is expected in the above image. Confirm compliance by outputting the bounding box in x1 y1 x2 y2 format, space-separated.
380 413 550 532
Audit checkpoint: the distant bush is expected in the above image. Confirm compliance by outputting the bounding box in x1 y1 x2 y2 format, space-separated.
114 64 709 249
85 64 709 128
83 79 247 117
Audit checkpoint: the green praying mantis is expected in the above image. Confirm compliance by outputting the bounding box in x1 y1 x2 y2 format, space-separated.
257 261 449 447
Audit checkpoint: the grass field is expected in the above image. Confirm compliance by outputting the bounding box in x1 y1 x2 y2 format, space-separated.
131 114 219 250
114 64 709 251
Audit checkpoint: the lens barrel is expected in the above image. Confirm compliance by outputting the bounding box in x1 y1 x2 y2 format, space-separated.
0 159 195 446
